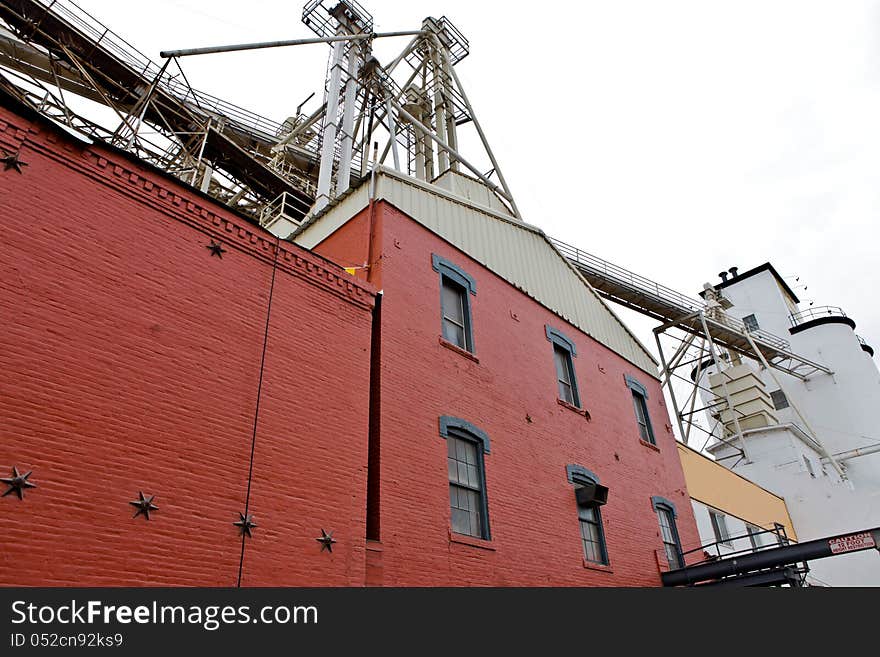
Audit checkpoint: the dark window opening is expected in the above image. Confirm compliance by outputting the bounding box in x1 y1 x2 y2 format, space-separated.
441 276 472 351
656 506 683 570
554 344 579 406
743 314 759 332
709 510 731 546
747 524 764 550
578 505 608 565
770 389 789 410
569 466 609 566
632 390 655 444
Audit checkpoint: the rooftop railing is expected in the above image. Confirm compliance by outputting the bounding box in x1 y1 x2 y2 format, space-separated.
790 306 848 328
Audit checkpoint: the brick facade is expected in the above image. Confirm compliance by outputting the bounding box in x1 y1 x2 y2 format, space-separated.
0 102 375 586
315 202 701 586
1 97 700 587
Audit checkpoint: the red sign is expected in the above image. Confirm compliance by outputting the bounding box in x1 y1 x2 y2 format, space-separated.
829 533 876 555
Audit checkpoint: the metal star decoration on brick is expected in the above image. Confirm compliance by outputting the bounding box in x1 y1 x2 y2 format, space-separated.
234 512 257 538
316 529 337 553
129 491 158 520
1 150 28 174
206 240 226 258
1 466 37 500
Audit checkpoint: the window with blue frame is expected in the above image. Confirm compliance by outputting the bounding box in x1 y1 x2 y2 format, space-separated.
440 417 490 540
652 496 684 570
546 326 580 407
625 375 655 444
567 465 609 565
432 254 476 353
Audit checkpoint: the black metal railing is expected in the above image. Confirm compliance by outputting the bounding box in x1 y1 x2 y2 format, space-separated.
790 306 847 327
683 523 791 564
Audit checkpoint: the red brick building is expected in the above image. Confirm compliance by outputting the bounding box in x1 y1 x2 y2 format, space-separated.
1 95 700 586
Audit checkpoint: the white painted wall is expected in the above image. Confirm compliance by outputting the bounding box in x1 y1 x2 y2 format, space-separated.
710 430 880 586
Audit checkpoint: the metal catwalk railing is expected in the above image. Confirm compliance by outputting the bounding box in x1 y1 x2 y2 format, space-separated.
550 237 793 353
33 0 285 140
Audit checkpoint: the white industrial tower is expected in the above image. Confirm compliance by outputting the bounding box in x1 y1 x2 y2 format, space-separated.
691 264 880 586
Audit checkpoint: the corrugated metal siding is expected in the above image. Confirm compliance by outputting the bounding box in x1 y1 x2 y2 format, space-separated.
378 173 658 375
294 169 658 375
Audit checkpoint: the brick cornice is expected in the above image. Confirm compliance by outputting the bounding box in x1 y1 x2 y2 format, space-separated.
0 108 376 308
0 107 376 311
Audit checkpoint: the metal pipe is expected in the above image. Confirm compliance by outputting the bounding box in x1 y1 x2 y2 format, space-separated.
438 39 458 172
684 339 707 445
823 443 880 464
384 95 400 170
314 30 347 212
160 31 425 59
446 56 521 218
390 98 512 202
336 42 361 195
429 38 449 173
654 330 688 445
272 103 325 152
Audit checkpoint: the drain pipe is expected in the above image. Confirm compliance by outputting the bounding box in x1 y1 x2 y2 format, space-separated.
823 443 880 464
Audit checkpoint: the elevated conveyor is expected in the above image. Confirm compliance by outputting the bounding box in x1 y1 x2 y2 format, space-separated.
0 0 317 218
550 237 831 380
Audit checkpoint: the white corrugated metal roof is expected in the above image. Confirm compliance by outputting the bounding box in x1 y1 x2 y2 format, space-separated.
293 167 659 377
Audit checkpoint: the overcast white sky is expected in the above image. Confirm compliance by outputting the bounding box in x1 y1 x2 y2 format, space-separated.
73 1 880 360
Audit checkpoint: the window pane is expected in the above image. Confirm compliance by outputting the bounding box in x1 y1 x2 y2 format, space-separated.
747 525 763 550
463 440 477 464
441 281 464 324
451 507 470 534
457 461 469 486
447 434 487 539
554 347 570 385
455 438 469 462
558 380 574 405
710 512 730 543
579 506 607 564
440 277 471 352
632 392 646 423
770 389 789 410
467 465 479 488
442 319 466 348
633 393 654 443
657 508 682 568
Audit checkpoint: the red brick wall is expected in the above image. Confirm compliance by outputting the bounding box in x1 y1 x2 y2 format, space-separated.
0 104 375 586
315 201 701 586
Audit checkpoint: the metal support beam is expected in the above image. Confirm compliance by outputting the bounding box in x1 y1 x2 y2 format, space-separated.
654 330 688 445
389 95 513 203
160 31 425 59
